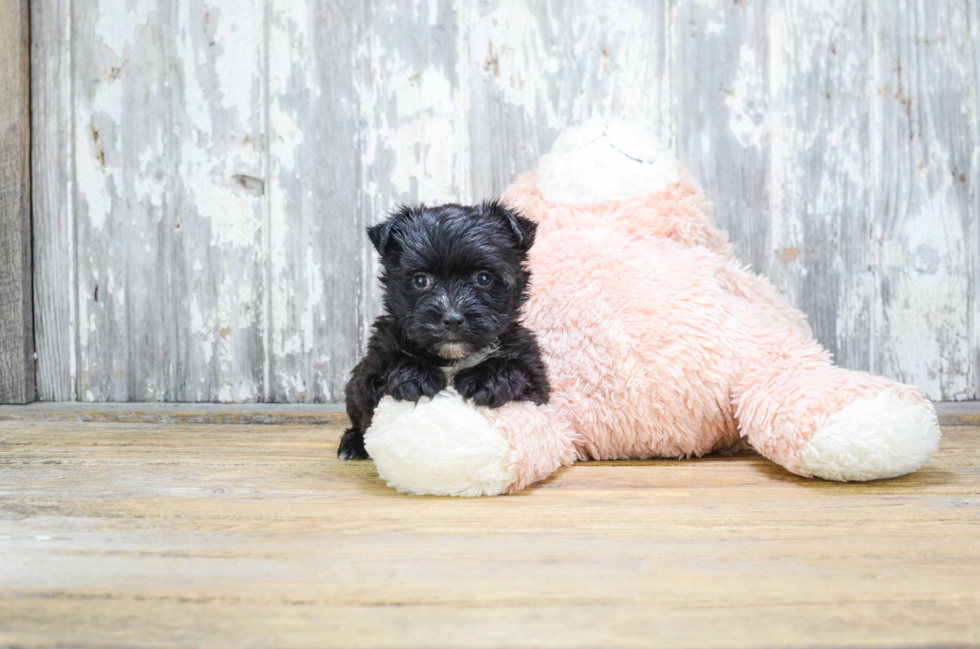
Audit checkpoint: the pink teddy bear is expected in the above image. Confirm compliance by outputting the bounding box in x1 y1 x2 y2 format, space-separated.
364 119 941 496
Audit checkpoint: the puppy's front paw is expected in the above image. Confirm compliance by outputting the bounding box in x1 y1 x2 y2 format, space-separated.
387 362 447 402
455 363 516 408
338 429 369 460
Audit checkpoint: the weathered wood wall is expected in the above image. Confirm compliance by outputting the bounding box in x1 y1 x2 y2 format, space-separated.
31 0 979 403
0 0 35 404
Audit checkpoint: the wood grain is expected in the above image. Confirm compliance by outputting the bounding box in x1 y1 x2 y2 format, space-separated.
934 400 980 426
0 400 975 427
467 0 671 200
675 0 769 275
267 0 367 403
0 402 348 426
72 0 167 401
0 0 35 405
972 0 980 405
70 0 269 402
28 0 980 402
169 0 269 403
31 0 75 402
358 0 473 335
873 0 976 399
767 0 876 372
0 401 980 427
0 418 977 648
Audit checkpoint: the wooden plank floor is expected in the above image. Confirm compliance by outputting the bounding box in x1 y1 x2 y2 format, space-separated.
0 417 978 649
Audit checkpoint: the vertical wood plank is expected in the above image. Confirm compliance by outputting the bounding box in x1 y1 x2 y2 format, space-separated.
266 0 367 402
0 0 35 404
72 0 172 401
170 0 267 402
872 0 976 400
354 0 470 349
72 0 267 401
766 0 875 372
31 0 76 401
971 0 980 401
674 0 769 274
466 0 671 200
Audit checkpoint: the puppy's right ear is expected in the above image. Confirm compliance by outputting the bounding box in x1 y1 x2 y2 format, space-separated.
367 205 419 257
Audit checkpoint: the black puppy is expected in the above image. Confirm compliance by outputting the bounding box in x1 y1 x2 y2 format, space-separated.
338 201 550 460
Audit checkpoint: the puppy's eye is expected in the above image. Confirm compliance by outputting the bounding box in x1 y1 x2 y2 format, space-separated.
412 274 430 290
475 272 492 287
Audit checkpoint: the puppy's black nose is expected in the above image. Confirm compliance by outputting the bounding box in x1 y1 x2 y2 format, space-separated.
442 311 465 329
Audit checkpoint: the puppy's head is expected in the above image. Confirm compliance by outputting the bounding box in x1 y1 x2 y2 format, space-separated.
368 201 536 360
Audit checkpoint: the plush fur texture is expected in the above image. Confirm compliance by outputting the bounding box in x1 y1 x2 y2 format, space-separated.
340 202 550 460
364 121 942 495
537 118 681 205
365 389 519 496
798 390 941 481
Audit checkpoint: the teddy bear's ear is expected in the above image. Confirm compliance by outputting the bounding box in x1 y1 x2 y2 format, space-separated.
483 200 537 252
367 205 422 257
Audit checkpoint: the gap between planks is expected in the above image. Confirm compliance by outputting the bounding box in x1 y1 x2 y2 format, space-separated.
0 401 977 427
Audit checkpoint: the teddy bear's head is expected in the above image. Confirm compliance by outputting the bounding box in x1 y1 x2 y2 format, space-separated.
535 117 680 206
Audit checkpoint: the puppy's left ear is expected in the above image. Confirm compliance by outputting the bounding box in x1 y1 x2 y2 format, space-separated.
484 200 537 252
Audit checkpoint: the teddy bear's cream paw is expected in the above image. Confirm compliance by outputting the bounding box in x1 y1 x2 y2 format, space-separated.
798 390 941 481
364 388 518 497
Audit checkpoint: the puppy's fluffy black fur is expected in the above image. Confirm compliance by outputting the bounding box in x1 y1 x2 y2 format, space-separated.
339 201 550 460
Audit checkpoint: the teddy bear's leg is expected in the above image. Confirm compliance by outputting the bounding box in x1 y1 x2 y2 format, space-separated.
732 328 941 481
483 400 580 494
364 389 578 496
713 263 813 339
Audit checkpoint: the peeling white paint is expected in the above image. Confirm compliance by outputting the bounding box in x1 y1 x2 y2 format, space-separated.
76 77 125 233
300 246 323 352
268 102 304 173
190 299 214 366
195 181 261 249
96 0 154 56
881 192 973 399
38 0 980 403
767 0 787 254
468 0 562 131
135 144 166 208
106 268 121 307
211 4 263 112
357 50 466 206
176 3 214 138
726 44 766 150
217 384 233 402
387 64 459 200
